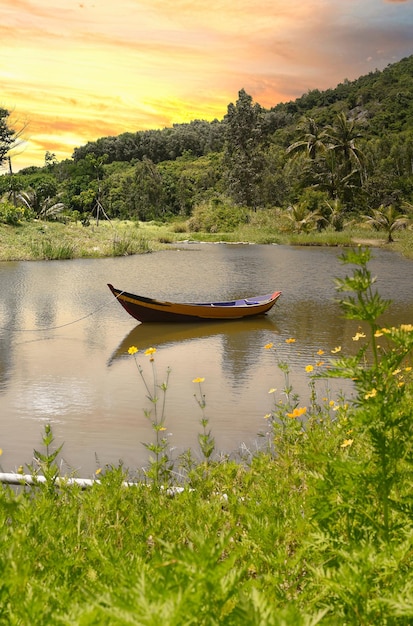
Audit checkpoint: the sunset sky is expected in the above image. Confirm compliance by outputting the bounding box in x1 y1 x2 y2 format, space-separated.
2 0 413 171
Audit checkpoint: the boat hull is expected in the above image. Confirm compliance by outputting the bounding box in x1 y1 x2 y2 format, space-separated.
108 284 281 323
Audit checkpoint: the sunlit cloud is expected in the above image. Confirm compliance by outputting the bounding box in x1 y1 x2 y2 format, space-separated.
1 0 412 170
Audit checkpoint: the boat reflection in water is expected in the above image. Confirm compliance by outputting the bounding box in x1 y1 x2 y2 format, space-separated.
108 317 280 383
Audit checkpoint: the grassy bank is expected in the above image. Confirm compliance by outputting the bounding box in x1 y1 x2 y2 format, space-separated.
1 248 413 624
1 215 413 261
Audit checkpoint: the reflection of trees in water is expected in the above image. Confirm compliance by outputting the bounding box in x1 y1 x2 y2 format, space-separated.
108 318 279 378
0 275 59 391
0 337 12 392
34 299 57 330
0 308 16 392
221 328 279 387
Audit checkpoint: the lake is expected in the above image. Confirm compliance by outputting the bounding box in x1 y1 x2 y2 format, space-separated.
0 243 412 476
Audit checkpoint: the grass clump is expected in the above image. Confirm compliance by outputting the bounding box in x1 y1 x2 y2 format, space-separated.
31 238 75 260
0 248 413 624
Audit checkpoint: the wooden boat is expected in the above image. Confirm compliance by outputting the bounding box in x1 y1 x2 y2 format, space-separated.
108 284 281 323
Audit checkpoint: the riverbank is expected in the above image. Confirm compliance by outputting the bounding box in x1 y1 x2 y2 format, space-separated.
1 218 412 261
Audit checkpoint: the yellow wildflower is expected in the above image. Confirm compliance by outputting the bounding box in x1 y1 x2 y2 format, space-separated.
331 346 342 353
392 369 402 376
352 332 366 341
285 338 296 344
264 342 274 350
95 468 102 475
398 381 405 388
128 345 138 355
365 388 377 399
0 448 2 456
268 388 277 394
374 330 383 338
264 413 272 419
192 377 205 383
316 361 325 367
287 407 307 419
340 439 354 448
405 366 412 372
305 365 314 373
317 349 325 356
401 324 413 332
145 347 156 356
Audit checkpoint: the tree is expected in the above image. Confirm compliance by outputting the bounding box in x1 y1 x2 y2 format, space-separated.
364 204 410 243
324 112 365 184
286 116 328 160
131 157 166 220
0 108 16 167
286 113 366 206
18 190 64 220
9 173 60 218
286 202 324 233
224 89 266 208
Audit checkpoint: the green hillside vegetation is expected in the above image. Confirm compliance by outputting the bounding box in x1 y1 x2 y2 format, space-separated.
1 55 413 258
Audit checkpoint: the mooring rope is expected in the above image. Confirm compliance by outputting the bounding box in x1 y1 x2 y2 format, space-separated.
0 290 126 333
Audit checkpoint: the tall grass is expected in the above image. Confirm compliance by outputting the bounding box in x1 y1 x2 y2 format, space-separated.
112 233 150 256
31 238 75 260
0 248 412 624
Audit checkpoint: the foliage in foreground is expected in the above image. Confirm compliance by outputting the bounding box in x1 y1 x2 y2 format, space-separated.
0 248 413 624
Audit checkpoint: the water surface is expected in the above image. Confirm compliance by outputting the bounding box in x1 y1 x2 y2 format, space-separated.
0 243 411 475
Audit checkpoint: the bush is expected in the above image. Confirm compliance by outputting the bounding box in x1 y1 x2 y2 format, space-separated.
0 200 32 225
187 197 248 233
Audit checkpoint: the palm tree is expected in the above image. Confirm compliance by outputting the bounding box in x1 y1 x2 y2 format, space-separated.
286 117 328 160
324 112 365 183
286 203 325 233
364 205 409 243
18 190 65 220
313 150 360 202
323 198 346 231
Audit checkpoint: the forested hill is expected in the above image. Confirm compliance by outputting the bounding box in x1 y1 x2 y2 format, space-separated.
273 54 413 135
3 54 412 226
71 54 413 165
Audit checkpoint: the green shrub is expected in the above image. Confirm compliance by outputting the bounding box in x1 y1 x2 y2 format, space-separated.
187 198 248 232
0 200 31 225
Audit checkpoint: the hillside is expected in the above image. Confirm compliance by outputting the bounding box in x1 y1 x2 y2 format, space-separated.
276 54 413 135
69 55 413 165
2 55 412 230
